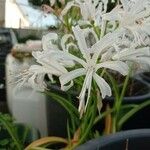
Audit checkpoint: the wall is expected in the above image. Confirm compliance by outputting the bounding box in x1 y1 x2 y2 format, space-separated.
5 0 29 28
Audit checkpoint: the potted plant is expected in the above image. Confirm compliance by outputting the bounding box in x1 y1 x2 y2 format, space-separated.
16 0 150 149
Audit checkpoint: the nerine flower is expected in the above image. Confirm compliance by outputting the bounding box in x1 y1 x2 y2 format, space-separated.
42 32 77 53
50 25 129 115
61 0 108 25
16 52 68 91
17 32 75 91
102 0 150 45
112 46 150 71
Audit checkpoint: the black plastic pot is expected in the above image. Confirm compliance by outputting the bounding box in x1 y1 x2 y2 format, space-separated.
46 84 78 138
104 77 150 104
103 77 150 130
76 129 150 150
140 72 150 84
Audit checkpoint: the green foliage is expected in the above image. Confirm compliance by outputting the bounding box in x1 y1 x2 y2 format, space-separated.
0 113 31 150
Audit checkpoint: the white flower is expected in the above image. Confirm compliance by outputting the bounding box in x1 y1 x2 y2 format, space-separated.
61 0 108 25
41 32 76 67
42 32 77 53
16 55 69 91
102 0 150 45
42 32 59 51
112 47 150 71
17 32 76 91
50 25 129 115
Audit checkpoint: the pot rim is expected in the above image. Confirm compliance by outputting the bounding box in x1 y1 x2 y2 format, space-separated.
76 129 150 150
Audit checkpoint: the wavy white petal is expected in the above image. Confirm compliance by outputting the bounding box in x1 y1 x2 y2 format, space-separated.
93 73 112 99
96 61 129 76
59 68 86 91
42 33 58 51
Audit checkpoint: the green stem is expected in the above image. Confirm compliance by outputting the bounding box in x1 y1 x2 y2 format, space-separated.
94 108 114 125
72 100 97 149
93 25 100 39
80 103 93 136
112 71 130 132
72 85 98 149
118 73 130 108
112 117 117 133
105 71 119 101
80 80 98 136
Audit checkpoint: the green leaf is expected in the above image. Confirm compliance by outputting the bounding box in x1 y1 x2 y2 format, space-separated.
0 114 23 150
21 126 30 145
0 139 9 146
105 71 119 101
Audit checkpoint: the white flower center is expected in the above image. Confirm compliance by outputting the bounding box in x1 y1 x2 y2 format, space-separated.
86 59 96 71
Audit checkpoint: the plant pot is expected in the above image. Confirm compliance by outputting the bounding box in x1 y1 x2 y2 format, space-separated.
139 72 150 84
103 78 150 130
45 84 78 138
6 54 49 137
76 129 150 150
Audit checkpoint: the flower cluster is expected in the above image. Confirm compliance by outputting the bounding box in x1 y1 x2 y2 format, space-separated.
18 0 150 116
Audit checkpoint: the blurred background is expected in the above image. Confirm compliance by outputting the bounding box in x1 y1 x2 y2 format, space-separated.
0 0 59 136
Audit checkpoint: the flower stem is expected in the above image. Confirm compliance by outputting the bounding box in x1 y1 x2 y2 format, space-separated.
71 95 97 149
112 70 130 133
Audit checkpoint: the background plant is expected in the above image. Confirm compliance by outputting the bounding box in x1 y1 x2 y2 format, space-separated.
0 113 33 150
